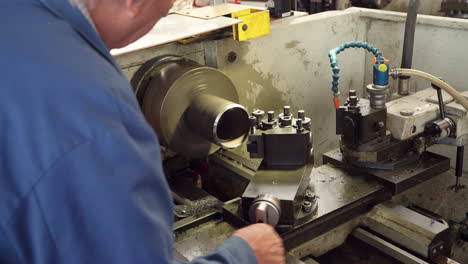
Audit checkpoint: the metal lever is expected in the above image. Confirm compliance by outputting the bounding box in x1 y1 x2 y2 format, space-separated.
431 82 445 119
449 146 466 192
432 82 465 191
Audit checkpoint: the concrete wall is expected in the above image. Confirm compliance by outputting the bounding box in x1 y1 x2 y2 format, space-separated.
362 9 468 94
213 10 369 159
384 0 444 16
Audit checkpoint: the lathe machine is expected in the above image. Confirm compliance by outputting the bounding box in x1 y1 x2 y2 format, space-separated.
115 6 468 264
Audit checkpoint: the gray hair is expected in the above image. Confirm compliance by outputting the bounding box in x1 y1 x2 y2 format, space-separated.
69 0 97 29
69 0 96 9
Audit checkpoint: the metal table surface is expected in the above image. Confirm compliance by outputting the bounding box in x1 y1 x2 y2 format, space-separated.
173 163 387 261
323 149 450 195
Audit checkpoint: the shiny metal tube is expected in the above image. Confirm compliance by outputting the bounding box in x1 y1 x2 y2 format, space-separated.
395 68 468 111
398 78 410 96
187 94 250 149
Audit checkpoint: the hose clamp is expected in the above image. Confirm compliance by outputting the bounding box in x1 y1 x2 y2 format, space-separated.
390 67 400 80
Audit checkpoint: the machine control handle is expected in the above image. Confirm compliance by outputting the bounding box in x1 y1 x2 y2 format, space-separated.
249 194 281 227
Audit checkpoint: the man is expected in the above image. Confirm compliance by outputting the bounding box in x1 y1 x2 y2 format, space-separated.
0 0 285 263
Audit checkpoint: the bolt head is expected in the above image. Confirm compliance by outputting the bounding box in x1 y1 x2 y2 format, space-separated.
249 116 257 125
267 111 275 122
283 106 291 116
302 200 313 213
298 110 305 119
305 191 317 201
374 121 385 131
227 52 237 63
400 108 415 116
280 116 292 127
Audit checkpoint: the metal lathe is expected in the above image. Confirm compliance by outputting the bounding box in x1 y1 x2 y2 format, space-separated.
114 3 468 263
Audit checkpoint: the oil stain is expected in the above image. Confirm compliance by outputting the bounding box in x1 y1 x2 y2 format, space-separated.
285 40 301 49
221 42 287 113
285 40 310 69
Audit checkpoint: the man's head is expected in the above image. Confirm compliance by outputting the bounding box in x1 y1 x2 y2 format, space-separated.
83 0 175 49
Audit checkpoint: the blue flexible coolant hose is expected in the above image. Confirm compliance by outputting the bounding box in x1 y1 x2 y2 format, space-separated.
328 42 384 95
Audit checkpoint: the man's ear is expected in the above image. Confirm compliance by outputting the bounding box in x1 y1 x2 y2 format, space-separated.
125 0 144 17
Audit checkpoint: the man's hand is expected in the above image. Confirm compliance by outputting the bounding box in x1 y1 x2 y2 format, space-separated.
233 223 285 264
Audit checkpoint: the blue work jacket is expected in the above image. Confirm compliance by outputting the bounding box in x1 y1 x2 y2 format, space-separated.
0 0 257 263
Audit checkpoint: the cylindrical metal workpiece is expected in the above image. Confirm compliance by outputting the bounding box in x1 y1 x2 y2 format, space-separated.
187 94 250 149
132 55 249 157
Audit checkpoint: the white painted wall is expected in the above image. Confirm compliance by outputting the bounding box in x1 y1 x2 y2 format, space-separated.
337 0 444 16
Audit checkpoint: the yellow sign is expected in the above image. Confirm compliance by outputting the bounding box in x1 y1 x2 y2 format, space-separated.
231 9 270 41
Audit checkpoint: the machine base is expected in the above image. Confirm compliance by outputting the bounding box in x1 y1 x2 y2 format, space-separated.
323 149 451 195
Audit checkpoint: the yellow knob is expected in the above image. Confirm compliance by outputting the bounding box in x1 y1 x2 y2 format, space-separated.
378 64 388 72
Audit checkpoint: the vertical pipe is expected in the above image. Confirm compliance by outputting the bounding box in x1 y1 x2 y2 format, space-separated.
398 0 420 95
455 146 464 185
